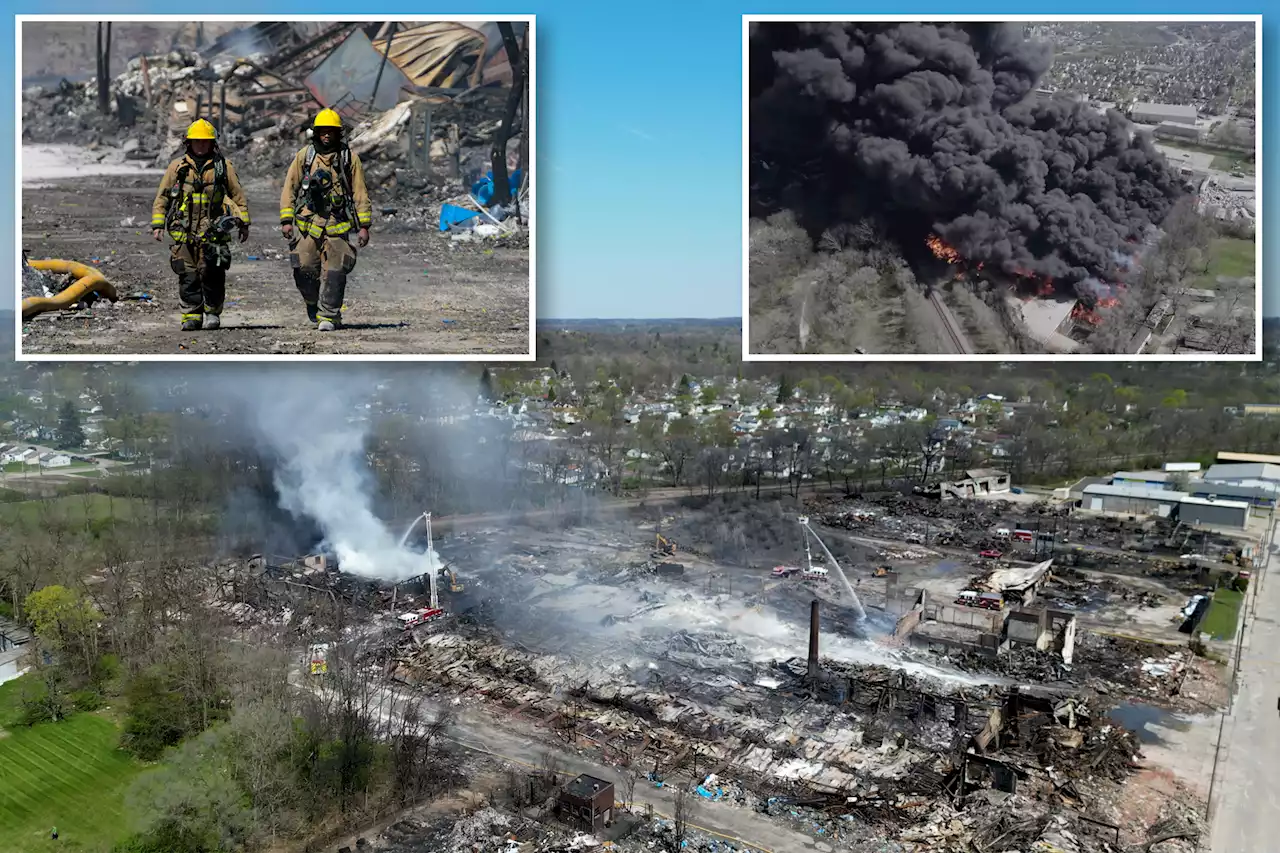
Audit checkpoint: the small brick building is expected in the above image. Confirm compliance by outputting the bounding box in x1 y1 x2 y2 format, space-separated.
556 773 615 831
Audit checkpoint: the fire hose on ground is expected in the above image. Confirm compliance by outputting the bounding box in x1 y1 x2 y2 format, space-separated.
21 260 118 321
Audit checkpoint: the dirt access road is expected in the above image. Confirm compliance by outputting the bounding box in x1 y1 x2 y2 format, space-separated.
20 145 531 358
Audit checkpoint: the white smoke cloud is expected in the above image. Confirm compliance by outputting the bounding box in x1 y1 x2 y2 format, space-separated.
233 370 433 582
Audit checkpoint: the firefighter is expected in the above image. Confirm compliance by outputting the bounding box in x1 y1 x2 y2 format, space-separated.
150 119 251 331
280 109 372 331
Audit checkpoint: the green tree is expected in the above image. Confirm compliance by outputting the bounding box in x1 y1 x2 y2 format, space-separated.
121 669 197 760
25 584 101 678
699 385 719 406
57 400 85 449
699 412 737 449
777 375 794 404
547 383 557 403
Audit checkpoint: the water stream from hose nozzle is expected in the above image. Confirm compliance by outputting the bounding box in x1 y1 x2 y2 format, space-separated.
801 516 867 623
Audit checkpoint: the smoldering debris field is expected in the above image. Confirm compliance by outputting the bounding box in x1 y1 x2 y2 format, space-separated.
747 21 1257 357
209 484 1222 852
19 21 531 357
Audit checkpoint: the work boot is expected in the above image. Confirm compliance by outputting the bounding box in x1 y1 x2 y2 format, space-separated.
202 314 220 331
305 303 319 327
181 318 201 332
317 320 336 332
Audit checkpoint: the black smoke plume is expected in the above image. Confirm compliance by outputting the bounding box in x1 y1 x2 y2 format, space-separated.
749 22 1186 294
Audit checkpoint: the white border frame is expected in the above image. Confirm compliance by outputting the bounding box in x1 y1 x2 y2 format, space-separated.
15 14 537 363
741 14 1264 363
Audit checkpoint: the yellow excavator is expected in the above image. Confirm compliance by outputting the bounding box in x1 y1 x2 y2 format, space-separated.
656 534 677 556
446 569 464 593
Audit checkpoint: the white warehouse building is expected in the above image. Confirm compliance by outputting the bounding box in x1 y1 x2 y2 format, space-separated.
1132 102 1198 125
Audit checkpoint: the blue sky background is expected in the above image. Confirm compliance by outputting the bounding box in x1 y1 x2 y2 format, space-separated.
4 5 1276 319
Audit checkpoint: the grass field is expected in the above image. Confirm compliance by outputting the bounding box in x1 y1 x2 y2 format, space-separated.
3 462 97 474
1210 154 1255 175
0 494 144 526
0 679 144 853
1199 587 1245 640
1195 237 1256 288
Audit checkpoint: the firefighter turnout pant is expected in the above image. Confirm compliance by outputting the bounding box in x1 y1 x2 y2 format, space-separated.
171 242 230 321
290 233 357 323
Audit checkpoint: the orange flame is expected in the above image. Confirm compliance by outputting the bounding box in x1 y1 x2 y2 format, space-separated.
926 234 962 263
1097 297 1119 308
1071 304 1103 325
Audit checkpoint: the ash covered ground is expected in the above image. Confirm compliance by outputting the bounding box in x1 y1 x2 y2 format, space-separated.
209 491 1219 853
19 22 531 357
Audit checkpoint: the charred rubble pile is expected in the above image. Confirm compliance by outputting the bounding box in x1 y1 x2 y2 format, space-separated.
22 26 530 237
207 555 435 640
1047 568 1165 609
391 623 1166 849
20 256 64 300
360 808 607 853
1071 633 1195 703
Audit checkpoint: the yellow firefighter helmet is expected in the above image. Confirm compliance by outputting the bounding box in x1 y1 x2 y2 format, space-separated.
313 109 343 129
185 119 217 140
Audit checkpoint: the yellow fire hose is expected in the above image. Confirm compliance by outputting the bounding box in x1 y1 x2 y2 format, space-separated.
21 260 119 321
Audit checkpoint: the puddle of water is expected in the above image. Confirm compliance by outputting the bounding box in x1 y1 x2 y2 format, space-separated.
1108 702 1190 744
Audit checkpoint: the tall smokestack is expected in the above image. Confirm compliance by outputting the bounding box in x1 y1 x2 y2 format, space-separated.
807 599 820 682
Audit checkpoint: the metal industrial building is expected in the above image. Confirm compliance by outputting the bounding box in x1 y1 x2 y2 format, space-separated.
1082 483 1251 528
1177 496 1252 529
1203 462 1280 488
1216 451 1280 465
1132 102 1198 125
1154 121 1202 142
1110 470 1173 489
1199 462 1280 511
1083 484 1184 517
1188 479 1278 510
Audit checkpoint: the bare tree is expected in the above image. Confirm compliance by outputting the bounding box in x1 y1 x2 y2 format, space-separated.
617 766 638 813
671 787 689 852
540 749 562 798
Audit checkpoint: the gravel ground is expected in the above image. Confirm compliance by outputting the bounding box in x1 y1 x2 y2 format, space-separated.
20 146 531 358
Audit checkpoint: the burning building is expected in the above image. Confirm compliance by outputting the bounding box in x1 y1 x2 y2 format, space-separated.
749 22 1184 300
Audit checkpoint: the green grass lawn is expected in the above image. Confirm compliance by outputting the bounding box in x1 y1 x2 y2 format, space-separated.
0 680 144 853
1194 238 1256 288
3 462 96 474
1210 154 1255 174
0 495 144 526
1199 587 1245 641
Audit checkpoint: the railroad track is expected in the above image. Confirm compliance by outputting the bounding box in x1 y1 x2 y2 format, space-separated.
928 289 973 354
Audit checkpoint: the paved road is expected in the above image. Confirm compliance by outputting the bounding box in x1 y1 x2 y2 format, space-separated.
1208 515 1278 853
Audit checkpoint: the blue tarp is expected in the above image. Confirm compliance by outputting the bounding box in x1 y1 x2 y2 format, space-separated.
470 169 524 206
439 203 481 232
